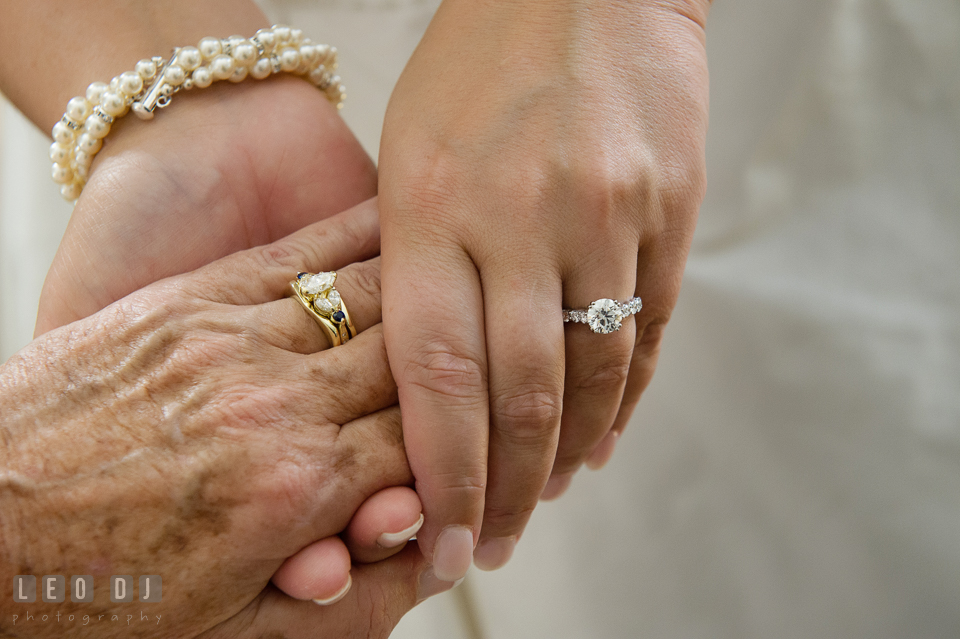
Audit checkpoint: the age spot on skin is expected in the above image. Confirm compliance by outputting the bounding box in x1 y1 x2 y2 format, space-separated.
145 451 251 556
0 470 39 496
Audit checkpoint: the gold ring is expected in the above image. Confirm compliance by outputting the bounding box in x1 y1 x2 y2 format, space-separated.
290 271 357 347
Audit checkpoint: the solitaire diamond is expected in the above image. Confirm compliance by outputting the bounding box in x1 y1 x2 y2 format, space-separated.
586 298 623 334
302 272 335 296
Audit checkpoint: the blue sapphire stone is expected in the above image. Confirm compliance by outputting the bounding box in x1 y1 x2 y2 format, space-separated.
332 310 346 322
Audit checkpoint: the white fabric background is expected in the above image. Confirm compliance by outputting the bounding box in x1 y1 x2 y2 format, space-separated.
1 0 958 637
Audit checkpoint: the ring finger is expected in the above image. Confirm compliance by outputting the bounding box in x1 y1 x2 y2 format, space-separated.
243 256 384 354
545 248 638 496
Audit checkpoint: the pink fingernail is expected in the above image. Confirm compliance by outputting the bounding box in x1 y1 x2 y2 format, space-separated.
540 472 573 501
473 536 516 572
586 430 620 470
377 513 425 549
312 573 352 606
432 525 474 582
416 567 462 603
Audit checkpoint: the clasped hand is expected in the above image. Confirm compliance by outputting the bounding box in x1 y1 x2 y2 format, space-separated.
23 0 710 632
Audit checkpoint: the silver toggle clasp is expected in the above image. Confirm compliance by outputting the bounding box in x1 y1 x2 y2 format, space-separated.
132 50 180 120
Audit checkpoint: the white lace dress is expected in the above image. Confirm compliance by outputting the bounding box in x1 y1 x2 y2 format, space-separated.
1 0 958 636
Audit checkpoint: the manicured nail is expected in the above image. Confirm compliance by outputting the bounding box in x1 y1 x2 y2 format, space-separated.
416 567 462 603
377 513 425 549
432 525 474 582
540 472 573 501
473 536 516 572
586 430 620 470
312 573 352 606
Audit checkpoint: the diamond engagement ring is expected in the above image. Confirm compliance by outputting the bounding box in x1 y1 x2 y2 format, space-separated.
563 297 642 334
290 271 357 347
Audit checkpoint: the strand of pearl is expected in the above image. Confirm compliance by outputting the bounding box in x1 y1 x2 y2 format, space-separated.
50 25 344 202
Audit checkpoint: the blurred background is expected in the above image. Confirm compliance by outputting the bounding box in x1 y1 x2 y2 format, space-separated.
2 0 958 637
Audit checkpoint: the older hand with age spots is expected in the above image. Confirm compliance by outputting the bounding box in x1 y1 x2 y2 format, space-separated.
0 202 454 639
30 67 427 612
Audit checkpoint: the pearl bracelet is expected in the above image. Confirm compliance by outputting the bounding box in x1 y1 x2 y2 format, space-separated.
49 25 344 202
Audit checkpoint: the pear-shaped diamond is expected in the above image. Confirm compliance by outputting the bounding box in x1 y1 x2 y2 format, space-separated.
326 289 341 311
314 294 334 314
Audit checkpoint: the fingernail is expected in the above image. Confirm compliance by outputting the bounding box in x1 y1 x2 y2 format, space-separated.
473 536 517 572
432 525 474 582
416 567 462 603
312 573 352 606
540 472 574 501
377 513 425 549
586 430 620 470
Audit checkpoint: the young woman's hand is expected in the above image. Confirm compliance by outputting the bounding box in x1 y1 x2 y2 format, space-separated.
378 0 711 578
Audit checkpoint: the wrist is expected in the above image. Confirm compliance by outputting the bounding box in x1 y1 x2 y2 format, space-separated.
52 24 345 201
85 73 344 184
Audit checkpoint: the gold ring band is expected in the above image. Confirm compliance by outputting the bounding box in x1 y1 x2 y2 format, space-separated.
290 271 357 347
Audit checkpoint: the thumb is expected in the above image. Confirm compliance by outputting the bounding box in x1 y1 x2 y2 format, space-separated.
208 546 436 639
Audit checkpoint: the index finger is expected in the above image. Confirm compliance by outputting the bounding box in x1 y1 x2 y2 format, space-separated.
183 197 382 306
381 234 488 583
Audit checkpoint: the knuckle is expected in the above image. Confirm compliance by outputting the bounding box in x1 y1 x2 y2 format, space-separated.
635 318 669 355
652 0 710 31
551 451 590 477
550 454 579 475
250 457 318 519
151 328 233 386
389 155 465 224
556 154 659 243
256 241 297 269
420 466 487 502
483 501 536 531
491 381 563 442
565 150 705 247
344 260 382 304
568 349 633 396
185 326 254 367
208 382 289 431
658 159 707 219
397 178 459 219
619 319 670 401
402 345 486 404
580 156 654 208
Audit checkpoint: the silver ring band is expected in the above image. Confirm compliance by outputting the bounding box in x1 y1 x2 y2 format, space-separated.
563 297 642 334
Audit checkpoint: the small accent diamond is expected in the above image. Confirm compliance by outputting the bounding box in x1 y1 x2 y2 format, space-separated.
622 297 642 315
326 289 342 310
314 296 332 313
586 299 624 334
